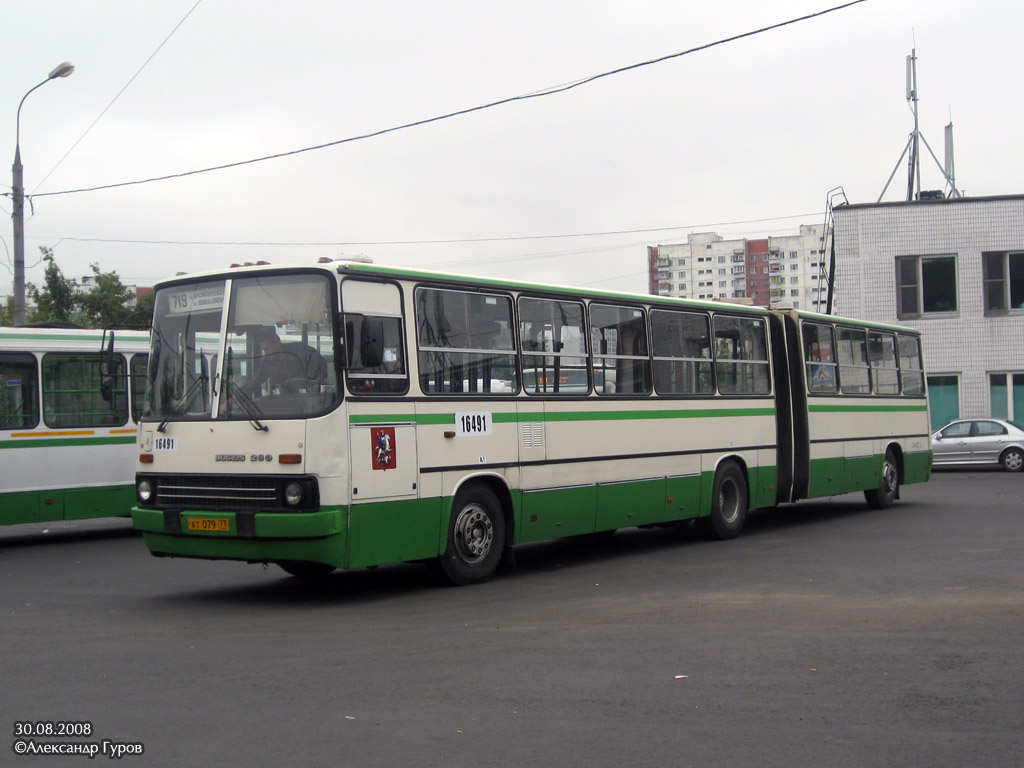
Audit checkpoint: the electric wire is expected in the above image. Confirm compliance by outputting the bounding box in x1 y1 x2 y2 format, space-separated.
33 0 869 199
31 0 204 194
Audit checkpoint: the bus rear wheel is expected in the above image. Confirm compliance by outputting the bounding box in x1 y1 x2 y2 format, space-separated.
865 449 899 509
436 485 506 586
697 461 748 540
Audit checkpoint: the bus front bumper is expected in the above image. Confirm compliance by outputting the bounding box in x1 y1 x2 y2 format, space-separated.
131 506 346 564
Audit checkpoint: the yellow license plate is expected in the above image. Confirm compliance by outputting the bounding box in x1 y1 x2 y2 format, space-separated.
186 517 231 532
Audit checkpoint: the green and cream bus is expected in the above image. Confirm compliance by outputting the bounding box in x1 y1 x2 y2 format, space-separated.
1 327 149 527
127 261 932 584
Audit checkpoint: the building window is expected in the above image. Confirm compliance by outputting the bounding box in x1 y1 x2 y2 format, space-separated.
896 255 958 318
982 251 1024 314
990 372 1024 421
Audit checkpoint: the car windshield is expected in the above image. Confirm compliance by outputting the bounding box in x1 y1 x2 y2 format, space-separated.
146 272 341 423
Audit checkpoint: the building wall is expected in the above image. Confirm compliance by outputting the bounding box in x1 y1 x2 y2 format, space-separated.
834 195 1024 426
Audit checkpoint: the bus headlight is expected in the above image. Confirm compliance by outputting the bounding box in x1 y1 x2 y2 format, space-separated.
137 479 155 504
284 482 304 507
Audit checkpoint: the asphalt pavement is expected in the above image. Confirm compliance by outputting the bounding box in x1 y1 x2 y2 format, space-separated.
2 469 1022 767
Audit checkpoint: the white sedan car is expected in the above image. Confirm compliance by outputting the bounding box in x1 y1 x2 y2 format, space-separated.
931 418 1024 472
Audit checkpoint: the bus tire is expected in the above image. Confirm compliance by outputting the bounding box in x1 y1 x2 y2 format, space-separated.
279 561 336 580
865 449 899 509
698 461 748 540
437 484 506 586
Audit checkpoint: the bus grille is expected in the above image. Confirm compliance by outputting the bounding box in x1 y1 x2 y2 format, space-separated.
155 475 280 510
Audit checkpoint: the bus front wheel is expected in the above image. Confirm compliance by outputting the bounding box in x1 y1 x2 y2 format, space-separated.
697 461 748 540
436 485 506 586
865 449 899 509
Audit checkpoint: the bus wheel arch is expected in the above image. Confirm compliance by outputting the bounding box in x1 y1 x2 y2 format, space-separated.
697 458 749 540
436 477 511 586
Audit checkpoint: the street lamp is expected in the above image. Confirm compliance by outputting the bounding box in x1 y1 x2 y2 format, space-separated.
11 61 74 325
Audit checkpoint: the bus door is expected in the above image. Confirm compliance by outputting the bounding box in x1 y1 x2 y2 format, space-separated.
778 311 807 502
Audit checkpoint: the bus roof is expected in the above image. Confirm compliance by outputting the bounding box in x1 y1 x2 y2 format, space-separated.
0 326 150 347
783 308 922 335
152 260 775 316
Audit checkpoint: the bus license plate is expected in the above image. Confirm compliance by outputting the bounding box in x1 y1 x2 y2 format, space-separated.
186 517 231 533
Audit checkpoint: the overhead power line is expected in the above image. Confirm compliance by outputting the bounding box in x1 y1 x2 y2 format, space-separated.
52 211 822 248
32 0 204 194
34 0 869 199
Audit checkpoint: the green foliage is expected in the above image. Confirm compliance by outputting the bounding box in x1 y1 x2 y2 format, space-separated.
27 247 79 324
76 262 135 328
0 298 12 326
134 290 156 325
26 247 142 329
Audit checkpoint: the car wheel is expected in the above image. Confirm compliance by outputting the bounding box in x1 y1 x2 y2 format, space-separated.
1000 448 1024 472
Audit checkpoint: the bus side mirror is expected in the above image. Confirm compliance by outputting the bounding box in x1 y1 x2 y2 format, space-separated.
361 317 384 368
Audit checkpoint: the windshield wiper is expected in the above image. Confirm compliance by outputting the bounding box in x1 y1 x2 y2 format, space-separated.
224 348 268 432
157 374 208 433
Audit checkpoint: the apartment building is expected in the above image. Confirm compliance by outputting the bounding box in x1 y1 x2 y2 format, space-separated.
647 224 830 310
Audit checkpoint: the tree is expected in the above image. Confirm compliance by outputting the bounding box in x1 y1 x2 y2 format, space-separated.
27 247 79 324
26 247 141 328
0 298 12 326
134 289 156 325
76 262 136 328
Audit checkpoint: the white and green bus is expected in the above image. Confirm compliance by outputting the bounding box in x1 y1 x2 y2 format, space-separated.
1 327 150 527
128 261 932 583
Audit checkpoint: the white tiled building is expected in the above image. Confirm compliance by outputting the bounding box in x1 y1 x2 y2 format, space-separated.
833 195 1024 429
647 225 830 310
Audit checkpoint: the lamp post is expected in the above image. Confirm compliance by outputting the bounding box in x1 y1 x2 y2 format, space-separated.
11 61 74 326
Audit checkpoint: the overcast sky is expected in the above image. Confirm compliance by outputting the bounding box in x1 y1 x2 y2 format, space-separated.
2 0 1021 299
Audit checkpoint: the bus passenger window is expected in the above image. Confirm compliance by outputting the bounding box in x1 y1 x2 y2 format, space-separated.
803 322 838 393
0 353 40 430
416 288 517 395
713 316 770 395
897 334 925 395
836 327 870 394
519 297 588 395
868 332 899 394
42 353 128 428
651 310 713 395
590 304 651 395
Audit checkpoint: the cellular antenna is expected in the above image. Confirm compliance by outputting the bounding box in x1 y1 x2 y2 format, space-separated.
878 48 961 202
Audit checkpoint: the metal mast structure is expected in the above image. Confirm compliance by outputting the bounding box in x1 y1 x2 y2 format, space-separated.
878 49 961 202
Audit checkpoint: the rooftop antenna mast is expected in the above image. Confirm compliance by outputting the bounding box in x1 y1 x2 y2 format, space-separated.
878 48 961 202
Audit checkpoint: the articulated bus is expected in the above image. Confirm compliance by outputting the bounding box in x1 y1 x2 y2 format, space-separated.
0 327 149 527
127 261 932 584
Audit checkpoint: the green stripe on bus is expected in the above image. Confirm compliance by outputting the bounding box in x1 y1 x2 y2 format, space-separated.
541 407 775 422
808 404 929 413
350 407 774 425
0 436 137 449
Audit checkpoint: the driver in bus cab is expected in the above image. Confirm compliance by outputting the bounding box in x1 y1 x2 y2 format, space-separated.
241 325 326 398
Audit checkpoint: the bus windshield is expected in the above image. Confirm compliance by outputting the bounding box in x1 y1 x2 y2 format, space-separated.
147 272 340 422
